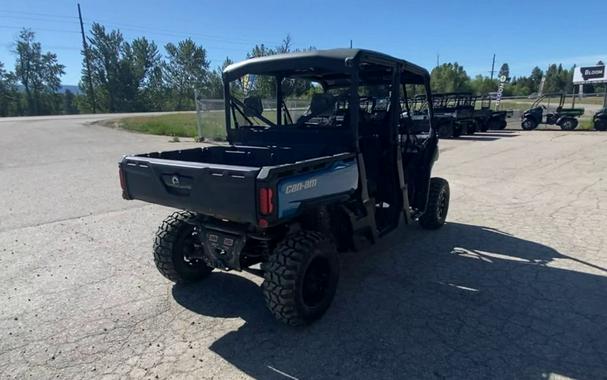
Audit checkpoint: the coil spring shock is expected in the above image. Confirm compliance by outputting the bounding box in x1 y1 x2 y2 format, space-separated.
258 239 271 258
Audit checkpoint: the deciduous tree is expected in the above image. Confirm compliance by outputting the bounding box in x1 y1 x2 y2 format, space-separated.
14 29 65 115
164 38 210 110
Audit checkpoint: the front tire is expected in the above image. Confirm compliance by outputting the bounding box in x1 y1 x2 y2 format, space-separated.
153 211 213 283
521 118 538 130
593 119 607 131
262 231 339 326
419 177 450 230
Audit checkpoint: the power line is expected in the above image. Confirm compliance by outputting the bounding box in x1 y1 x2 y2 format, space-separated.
0 25 80 34
0 10 78 19
0 9 285 47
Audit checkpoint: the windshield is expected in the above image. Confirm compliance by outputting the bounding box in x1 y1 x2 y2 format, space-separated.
229 75 328 129
228 77 403 130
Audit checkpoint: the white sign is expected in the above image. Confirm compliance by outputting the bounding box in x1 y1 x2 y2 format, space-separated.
573 65 607 84
495 75 507 107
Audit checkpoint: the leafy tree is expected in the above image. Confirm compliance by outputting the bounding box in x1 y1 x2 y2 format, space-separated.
498 63 510 81
543 64 573 94
245 43 277 98
62 89 79 114
530 66 543 90
507 76 534 96
470 75 498 96
205 57 233 99
164 38 210 110
430 63 471 93
243 38 315 99
83 24 161 112
82 23 126 112
128 37 162 110
14 29 65 115
0 61 19 116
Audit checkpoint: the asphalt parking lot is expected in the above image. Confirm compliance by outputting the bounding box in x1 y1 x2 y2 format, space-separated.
1 115 606 379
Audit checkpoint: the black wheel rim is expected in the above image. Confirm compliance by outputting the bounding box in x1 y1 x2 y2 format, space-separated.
175 227 205 269
302 256 331 308
436 189 448 221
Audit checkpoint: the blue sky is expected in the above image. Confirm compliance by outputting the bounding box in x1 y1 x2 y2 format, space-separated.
1 0 606 85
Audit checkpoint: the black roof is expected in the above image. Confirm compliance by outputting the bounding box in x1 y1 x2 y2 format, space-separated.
223 48 430 87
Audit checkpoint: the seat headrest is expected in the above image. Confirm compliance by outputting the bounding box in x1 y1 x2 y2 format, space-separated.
243 96 263 117
310 93 335 115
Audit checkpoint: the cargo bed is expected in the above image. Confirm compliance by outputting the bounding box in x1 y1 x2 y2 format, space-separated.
119 145 354 224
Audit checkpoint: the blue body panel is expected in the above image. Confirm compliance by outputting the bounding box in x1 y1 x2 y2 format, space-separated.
277 159 359 219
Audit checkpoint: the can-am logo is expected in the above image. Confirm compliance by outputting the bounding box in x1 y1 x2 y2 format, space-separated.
581 66 605 80
285 179 318 194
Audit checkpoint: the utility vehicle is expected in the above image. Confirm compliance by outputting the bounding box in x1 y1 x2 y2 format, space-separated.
521 93 585 130
119 49 450 326
593 108 607 131
474 96 512 131
430 92 478 138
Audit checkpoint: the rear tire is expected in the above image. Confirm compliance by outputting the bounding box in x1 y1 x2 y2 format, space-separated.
437 122 454 138
488 119 506 130
465 123 475 135
419 178 450 230
262 231 339 326
521 118 538 130
559 118 578 131
452 125 462 138
153 211 213 284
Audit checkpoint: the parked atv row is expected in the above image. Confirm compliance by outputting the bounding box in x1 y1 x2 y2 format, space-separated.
408 93 511 138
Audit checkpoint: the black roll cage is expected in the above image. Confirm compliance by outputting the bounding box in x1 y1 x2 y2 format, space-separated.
222 48 435 151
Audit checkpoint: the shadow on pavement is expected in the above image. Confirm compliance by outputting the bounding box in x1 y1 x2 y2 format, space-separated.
172 222 607 379
476 132 519 138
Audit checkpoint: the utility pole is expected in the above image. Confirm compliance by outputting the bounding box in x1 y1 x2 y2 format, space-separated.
490 53 496 80
349 39 352 48
78 3 96 113
436 53 439 68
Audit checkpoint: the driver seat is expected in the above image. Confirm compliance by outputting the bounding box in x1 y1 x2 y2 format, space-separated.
297 93 336 125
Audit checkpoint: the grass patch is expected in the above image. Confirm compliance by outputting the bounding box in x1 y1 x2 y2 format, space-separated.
114 112 226 141
577 119 595 130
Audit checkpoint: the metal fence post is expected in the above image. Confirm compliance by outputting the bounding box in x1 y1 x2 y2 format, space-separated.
194 89 203 141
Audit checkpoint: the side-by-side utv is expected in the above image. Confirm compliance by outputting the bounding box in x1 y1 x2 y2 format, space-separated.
593 108 607 131
521 93 585 130
119 49 450 325
475 96 512 131
408 92 477 138
432 92 478 138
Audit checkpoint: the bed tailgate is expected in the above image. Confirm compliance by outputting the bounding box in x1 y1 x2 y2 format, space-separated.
119 156 260 224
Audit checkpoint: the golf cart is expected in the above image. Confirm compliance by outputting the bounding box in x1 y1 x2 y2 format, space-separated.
118 49 450 326
593 108 607 131
521 93 585 130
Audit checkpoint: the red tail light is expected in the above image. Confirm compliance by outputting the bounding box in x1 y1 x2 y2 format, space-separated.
259 187 274 215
